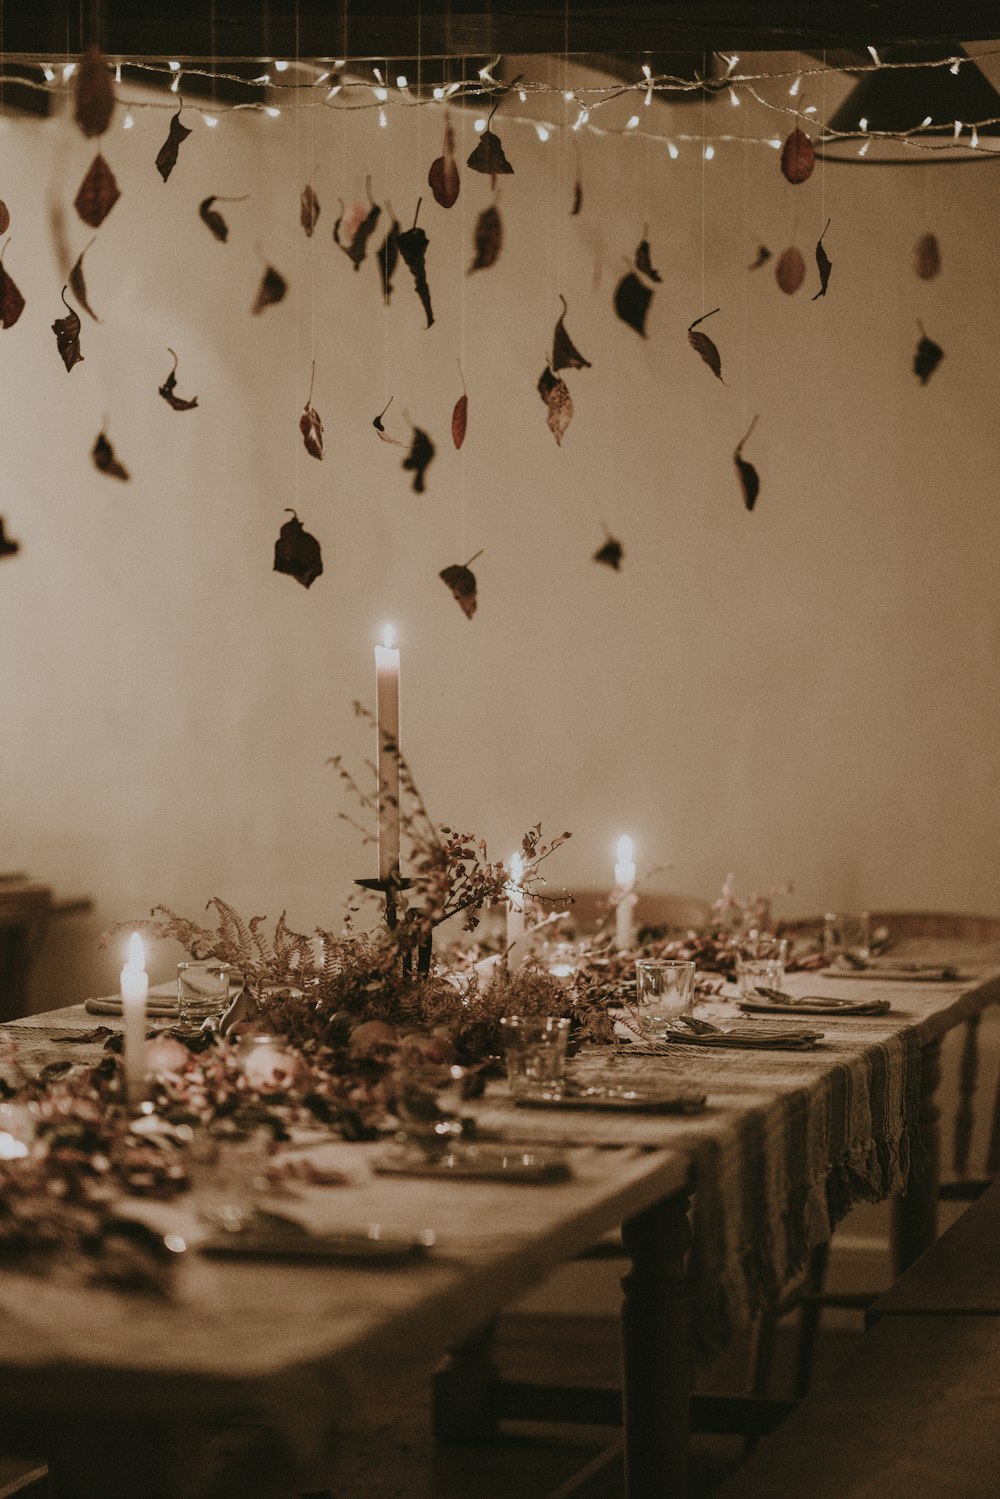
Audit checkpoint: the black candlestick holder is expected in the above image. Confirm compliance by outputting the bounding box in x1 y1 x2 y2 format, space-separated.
355 874 433 976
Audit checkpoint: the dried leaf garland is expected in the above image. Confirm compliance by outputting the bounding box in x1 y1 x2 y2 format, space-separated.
614 271 653 337
439 549 482 619
468 201 502 273
252 264 287 315
199 194 248 243
0 203 9 236
274 509 323 588
377 213 400 301
155 108 192 183
299 362 324 459
300 181 320 236
537 365 573 445
74 153 120 228
51 287 83 370
748 244 772 270
397 201 434 328
428 119 460 208
812 218 833 300
688 308 725 383
635 239 662 283
74 46 115 139
158 348 199 411
551 294 591 371
452 364 468 450
0 517 20 559
68 238 101 321
775 246 805 294
372 397 406 447
915 231 941 280
92 431 129 481
780 128 815 184
333 186 381 270
734 415 761 512
914 323 944 385
0 241 25 330
402 425 435 493
467 101 514 180
593 529 623 571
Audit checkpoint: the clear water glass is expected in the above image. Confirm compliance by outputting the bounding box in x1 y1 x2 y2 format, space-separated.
500 1016 571 1100
823 912 871 961
634 960 696 1033
736 956 785 999
177 961 234 1023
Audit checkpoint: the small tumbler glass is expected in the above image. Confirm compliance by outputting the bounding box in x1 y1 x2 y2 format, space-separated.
736 956 785 1000
177 961 234 1024
823 912 871 963
500 1016 571 1101
634 960 696 1034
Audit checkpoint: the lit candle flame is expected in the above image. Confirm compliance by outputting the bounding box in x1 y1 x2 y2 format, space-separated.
382 624 395 650
126 932 146 972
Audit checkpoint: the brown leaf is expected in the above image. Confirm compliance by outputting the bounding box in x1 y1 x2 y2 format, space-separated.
635 239 662 283
593 533 623 570
0 203 9 236
812 218 833 300
748 244 772 270
333 192 381 269
439 551 482 619
74 46 115 139
468 202 502 273
452 393 468 450
372 397 406 447
51 287 83 370
74 153 120 229
734 416 760 512
377 215 400 301
915 231 940 281
397 210 434 328
687 308 725 383
571 178 583 216
155 108 192 183
0 517 20 559
614 271 652 337
300 182 320 236
0 243 25 330
198 195 248 243
914 324 944 385
467 107 514 179
402 426 435 493
68 238 101 321
93 431 129 481
775 245 806 294
428 120 460 208
299 363 323 459
158 348 199 411
274 509 322 588
551 295 591 371
780 128 815 185
537 366 573 445
252 264 287 315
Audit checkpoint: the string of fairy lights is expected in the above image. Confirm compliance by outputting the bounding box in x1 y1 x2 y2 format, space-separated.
1 47 999 157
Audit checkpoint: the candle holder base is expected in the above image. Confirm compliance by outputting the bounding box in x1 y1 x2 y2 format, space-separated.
355 876 433 978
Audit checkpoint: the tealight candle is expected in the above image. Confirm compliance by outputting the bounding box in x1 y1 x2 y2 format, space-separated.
506 853 526 958
120 931 149 1104
614 835 637 951
374 625 401 882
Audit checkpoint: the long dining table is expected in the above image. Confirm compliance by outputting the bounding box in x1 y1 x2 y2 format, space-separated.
0 942 998 1499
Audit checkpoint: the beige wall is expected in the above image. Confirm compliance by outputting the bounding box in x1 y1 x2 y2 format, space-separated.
1 60 999 1003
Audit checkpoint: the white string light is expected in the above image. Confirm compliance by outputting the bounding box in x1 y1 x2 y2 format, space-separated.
170 70 181 93
667 139 679 158
954 119 964 139
123 110 134 129
42 65 54 82
168 60 180 72
61 63 75 81
473 116 486 132
971 124 980 147
536 123 550 142
264 105 280 118
274 60 289 73
729 87 740 107
432 86 444 100
378 106 387 127
789 76 801 96
858 138 871 156
626 114 640 128
704 144 715 160
114 62 121 83
396 74 408 89
203 114 218 127
867 46 881 66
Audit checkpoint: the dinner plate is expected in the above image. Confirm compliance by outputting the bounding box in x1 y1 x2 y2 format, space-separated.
374 1143 571 1182
739 996 890 1016
515 1083 707 1114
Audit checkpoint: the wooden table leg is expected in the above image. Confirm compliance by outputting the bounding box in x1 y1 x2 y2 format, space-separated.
891 1037 942 1276
620 1189 692 1499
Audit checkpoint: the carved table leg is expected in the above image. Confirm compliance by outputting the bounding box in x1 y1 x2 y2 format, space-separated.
891 1037 942 1276
620 1189 692 1499
433 1319 500 1442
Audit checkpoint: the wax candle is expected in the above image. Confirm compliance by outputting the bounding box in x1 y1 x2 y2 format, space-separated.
614 835 637 952
374 625 401 881
120 931 149 1104
506 853 526 957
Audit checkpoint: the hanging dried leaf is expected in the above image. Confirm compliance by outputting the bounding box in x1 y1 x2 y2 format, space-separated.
775 245 806 294
812 218 833 300
439 550 482 619
402 426 435 493
537 366 573 446
74 153 120 228
748 244 772 270
467 102 514 179
372 397 406 447
300 182 320 237
915 231 940 281
0 203 9 236
0 243 25 330
158 348 199 411
914 324 944 385
614 272 653 337
452 365 468 450
571 178 583 216
593 532 623 571
68 238 101 321
299 363 323 459
252 264 287 315
428 119 460 208
274 509 323 588
155 108 192 183
687 308 725 383
92 431 129 481
780 128 815 184
551 294 591 371
377 214 400 301
51 287 83 371
0 517 20 559
198 194 248 243
734 416 760 513
397 206 434 328
333 190 381 270
74 46 115 139
468 202 502 273
635 239 662 283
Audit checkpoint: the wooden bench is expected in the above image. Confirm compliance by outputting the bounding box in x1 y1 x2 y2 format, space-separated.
866 1175 1000 1323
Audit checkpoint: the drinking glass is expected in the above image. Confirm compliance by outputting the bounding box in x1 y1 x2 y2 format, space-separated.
736 956 785 1000
634 960 696 1033
823 912 871 962
394 1059 471 1148
500 1016 571 1100
186 1129 272 1233
177 961 234 1024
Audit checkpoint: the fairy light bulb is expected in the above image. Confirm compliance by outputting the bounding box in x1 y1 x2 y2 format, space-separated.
203 114 218 127
315 71 330 85
432 86 444 100
474 117 487 132
123 110 134 129
326 84 342 98
373 86 388 101
62 62 75 81
667 139 679 158
536 123 550 142
170 70 181 93
378 107 388 128
729 87 740 107
334 60 345 69
859 116 868 130
114 62 122 83
518 88 527 102
168 60 181 72
264 105 280 118
769 138 782 149
572 108 589 130
723 54 740 76
858 138 871 157
921 115 933 127
950 59 962 75
396 74 408 88
804 105 817 114
954 119 963 140
274 59 289 72
563 90 574 101
789 75 801 96
867 45 881 66
253 73 271 84
971 125 980 148
626 114 640 128
704 144 715 160
42 65 55 82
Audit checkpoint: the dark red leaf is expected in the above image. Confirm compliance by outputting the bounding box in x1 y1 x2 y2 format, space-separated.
93 431 129 480
734 416 760 512
299 363 323 459
635 239 662 283
571 178 583 216
439 551 482 619
748 244 772 270
468 202 502 273
537 366 573 445
199 194 248 243
377 214 400 301
252 264 287 315
68 237 101 321
914 324 944 385
593 534 623 570
467 122 514 179
915 232 941 281
551 295 591 371
428 119 460 208
333 191 381 270
452 393 468 450
0 243 25 330
614 272 652 337
51 287 83 370
0 517 20 559
402 426 435 493
155 108 192 183
74 46 115 139
300 182 320 236
397 211 434 328
74 153 120 228
274 509 323 588
0 203 9 235
812 218 833 300
780 128 815 184
372 397 406 447
687 308 725 383
775 245 805 294
158 348 199 411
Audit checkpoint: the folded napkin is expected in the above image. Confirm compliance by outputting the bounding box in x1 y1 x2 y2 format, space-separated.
739 995 890 1017
515 1081 706 1114
85 996 179 1017
646 1022 823 1051
820 964 963 983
